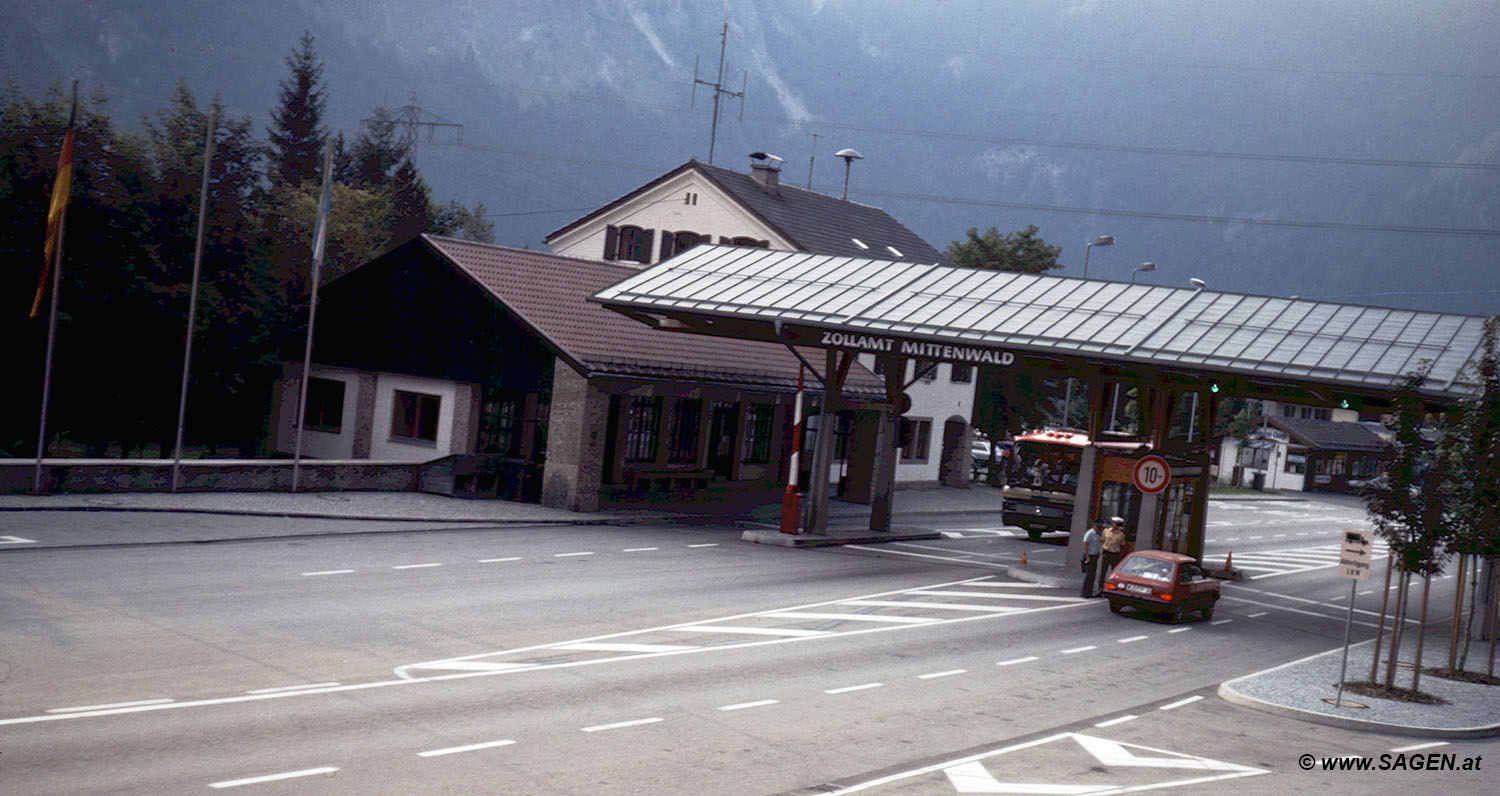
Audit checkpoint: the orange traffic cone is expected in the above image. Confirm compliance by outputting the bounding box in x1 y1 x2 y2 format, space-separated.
1020 550 1028 566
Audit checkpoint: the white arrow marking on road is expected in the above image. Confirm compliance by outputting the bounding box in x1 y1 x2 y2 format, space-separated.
944 762 1110 794
0 535 37 544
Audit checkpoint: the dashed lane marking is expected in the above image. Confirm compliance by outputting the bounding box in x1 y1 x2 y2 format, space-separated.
718 699 779 711
825 683 882 694
1159 695 1203 710
581 717 662 732
209 768 338 789
918 669 967 679
1095 714 1138 727
1119 635 1148 643
392 563 441 570
997 656 1038 666
478 557 521 563
417 739 515 758
302 569 354 576
1061 645 1097 654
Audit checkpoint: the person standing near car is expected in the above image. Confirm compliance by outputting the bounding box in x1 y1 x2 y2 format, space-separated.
1101 516 1127 577
1080 519 1105 597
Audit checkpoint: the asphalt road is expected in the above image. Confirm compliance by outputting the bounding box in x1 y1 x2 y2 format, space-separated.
1 496 1494 794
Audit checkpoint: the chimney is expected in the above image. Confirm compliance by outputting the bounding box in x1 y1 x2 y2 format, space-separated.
748 152 784 195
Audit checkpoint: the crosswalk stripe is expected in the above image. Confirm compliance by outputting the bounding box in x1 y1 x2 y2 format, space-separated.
670 625 828 637
840 600 1021 613
760 611 939 624
554 642 698 653
909 590 1085 603
411 661 536 672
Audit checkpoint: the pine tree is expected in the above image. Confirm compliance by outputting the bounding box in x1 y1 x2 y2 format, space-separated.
267 31 327 187
388 157 433 247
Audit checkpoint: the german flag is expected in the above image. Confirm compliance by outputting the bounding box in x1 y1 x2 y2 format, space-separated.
30 125 76 318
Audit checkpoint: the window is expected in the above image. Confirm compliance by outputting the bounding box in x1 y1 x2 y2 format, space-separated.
668 398 702 464
604 225 655 263
1283 404 1297 418
719 235 770 248
623 396 662 462
950 364 972 383
391 390 440 442
872 358 884 376
916 359 938 382
899 418 932 463
303 377 345 432
660 230 707 260
477 388 525 457
832 411 853 460
742 403 775 464
1284 453 1306 474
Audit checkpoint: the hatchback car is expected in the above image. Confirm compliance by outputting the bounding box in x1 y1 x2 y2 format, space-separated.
1103 550 1220 622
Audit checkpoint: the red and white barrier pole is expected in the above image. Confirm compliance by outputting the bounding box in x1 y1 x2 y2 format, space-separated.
780 364 805 534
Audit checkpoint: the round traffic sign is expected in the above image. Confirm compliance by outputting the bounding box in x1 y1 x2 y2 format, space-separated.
1133 455 1171 494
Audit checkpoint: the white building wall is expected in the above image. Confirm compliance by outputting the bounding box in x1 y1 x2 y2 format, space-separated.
275 366 360 459
368 373 464 461
858 355 977 485
547 170 794 266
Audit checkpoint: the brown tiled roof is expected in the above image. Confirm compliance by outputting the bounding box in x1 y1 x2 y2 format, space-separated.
422 235 883 395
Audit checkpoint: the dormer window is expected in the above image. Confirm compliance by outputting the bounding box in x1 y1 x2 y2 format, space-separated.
604 225 655 264
660 230 708 260
730 236 769 248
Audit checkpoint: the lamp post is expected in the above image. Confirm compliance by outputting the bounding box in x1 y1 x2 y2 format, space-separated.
1064 235 1113 429
1131 262 1155 284
1081 235 1114 279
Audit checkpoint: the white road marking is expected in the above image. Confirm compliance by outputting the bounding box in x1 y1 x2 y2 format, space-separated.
48 698 174 713
1119 635 1148 643
392 563 441 570
623 547 658 552
302 569 354 576
245 682 340 695
1061 645 1097 654
1095 714 1138 727
417 739 515 757
840 599 1019 613
909 589 1085 602
845 544 1010 569
581 717 663 732
1159 695 1204 710
1167 627 1192 634
761 611 937 625
671 625 827 637
1390 741 1449 753
479 557 521 563
918 669 967 679
1211 619 1234 625
554 551 594 558
555 642 696 653
414 661 537 672
209 768 338 789
687 543 719 548
826 683 882 694
718 699 779 711
997 656 1038 666
952 581 1052 589
1248 612 1269 618
0 535 37 544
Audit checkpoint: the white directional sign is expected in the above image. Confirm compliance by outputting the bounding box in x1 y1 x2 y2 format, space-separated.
1338 528 1374 581
1132 455 1171 495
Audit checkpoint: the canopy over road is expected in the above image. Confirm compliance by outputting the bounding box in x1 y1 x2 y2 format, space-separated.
593 245 1491 407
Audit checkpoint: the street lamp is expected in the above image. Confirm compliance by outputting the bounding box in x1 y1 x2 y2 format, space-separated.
1065 235 1113 428
1081 235 1114 279
1130 262 1155 284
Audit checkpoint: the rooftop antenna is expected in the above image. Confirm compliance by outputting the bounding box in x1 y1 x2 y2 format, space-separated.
691 21 746 164
835 148 863 200
806 132 823 189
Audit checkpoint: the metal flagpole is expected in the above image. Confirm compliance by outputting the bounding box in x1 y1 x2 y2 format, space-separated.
291 137 336 493
171 108 217 493
32 80 78 494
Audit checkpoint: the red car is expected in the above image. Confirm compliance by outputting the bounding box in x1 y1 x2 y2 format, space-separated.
1103 550 1220 622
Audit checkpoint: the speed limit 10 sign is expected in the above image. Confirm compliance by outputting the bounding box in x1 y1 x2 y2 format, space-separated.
1133 455 1171 494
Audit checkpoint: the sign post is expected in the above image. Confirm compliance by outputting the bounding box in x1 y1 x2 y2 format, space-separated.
1132 455 1171 495
1333 528 1374 707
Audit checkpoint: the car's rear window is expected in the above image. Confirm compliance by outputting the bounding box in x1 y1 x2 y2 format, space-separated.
1116 556 1174 582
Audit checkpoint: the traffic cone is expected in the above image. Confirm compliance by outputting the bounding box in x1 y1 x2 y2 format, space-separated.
1020 550 1028 566
1209 550 1243 581
1223 551 1233 571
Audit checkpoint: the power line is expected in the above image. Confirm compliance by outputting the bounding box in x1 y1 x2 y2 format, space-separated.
855 188 1500 238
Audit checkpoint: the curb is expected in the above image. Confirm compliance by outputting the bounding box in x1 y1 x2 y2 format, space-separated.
1007 562 1072 588
1218 646 1500 739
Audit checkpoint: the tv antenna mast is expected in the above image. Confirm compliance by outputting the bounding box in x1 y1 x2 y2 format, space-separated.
691 21 746 164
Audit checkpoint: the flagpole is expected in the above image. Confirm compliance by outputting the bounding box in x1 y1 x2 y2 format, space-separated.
32 80 78 494
291 136 336 493
171 108 217 493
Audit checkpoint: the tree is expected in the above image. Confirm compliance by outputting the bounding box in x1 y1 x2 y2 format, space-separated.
267 31 327 188
1444 316 1500 675
1364 369 1452 694
434 199 495 243
344 107 406 190
388 157 434 247
945 224 1062 274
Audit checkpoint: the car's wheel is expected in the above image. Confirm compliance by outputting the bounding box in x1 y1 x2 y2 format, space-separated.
1201 602 1215 621
1169 605 1184 623
1027 528 1042 542
1108 600 1123 614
